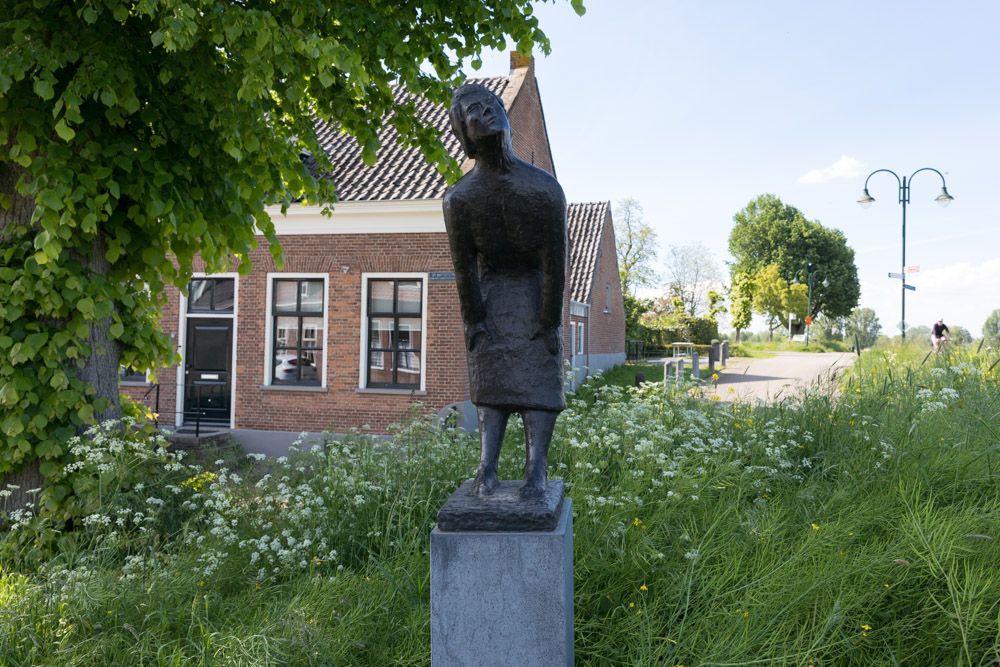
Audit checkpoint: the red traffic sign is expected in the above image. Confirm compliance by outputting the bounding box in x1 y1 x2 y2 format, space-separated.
805 316 813 325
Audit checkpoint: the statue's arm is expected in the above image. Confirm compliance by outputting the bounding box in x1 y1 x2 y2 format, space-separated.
536 187 568 333
443 194 490 348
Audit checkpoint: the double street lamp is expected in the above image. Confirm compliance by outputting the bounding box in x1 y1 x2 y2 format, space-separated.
857 168 954 340
787 263 829 344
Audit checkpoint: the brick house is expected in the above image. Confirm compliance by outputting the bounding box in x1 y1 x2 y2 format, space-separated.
122 54 625 453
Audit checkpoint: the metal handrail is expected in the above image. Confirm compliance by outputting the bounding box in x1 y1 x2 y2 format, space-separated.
133 383 225 438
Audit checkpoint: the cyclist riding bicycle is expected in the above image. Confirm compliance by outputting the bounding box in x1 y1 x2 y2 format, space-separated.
931 318 951 352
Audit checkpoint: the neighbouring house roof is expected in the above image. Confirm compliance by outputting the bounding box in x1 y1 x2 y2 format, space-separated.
310 77 509 202
567 201 611 304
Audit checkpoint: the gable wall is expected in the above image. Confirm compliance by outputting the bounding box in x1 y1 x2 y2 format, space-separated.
587 210 626 356
507 73 556 176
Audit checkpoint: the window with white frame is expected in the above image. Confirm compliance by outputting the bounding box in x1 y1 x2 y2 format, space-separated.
119 366 148 383
270 277 325 385
365 278 423 388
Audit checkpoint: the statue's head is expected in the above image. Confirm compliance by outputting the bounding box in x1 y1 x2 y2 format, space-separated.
449 84 512 159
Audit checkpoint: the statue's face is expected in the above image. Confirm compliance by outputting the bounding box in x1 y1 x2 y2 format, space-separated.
460 92 510 144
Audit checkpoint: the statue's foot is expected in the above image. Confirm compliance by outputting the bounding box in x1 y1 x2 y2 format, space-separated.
515 481 545 500
471 468 499 495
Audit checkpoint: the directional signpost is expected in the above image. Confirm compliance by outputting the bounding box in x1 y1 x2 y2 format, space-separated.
904 284 916 291
905 266 920 273
888 272 904 279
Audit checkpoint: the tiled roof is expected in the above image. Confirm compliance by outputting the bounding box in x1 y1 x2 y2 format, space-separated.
311 77 509 202
567 201 610 304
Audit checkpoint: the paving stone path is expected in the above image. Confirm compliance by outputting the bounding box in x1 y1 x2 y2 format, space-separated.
702 351 857 403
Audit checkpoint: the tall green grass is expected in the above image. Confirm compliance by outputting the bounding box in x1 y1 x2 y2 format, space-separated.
1 340 998 665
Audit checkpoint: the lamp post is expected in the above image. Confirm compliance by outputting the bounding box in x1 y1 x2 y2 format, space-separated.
787 263 829 344
857 168 953 341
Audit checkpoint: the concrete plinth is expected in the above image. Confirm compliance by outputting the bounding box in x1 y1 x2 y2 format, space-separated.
431 499 573 666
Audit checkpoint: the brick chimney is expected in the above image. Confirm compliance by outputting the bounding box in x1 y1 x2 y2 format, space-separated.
510 51 534 75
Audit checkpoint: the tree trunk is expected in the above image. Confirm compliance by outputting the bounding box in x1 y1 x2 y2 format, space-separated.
0 459 43 524
0 150 46 521
734 328 742 344
72 233 124 425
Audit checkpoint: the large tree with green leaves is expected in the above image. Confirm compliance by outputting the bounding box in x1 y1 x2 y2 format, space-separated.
0 0 584 519
729 194 860 320
614 197 658 296
844 307 881 349
728 271 755 343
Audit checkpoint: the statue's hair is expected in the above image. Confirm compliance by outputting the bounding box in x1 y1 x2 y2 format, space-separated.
449 83 508 160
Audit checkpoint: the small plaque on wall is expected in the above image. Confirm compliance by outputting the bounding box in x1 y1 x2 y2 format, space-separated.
429 271 456 282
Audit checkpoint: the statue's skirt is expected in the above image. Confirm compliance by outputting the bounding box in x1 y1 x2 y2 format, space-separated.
465 268 565 412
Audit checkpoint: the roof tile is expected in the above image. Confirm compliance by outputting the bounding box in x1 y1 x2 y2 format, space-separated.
567 202 610 304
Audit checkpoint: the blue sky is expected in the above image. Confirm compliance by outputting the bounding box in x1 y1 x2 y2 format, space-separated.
466 0 999 336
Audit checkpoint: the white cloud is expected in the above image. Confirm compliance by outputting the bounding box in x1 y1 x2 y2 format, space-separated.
797 155 866 185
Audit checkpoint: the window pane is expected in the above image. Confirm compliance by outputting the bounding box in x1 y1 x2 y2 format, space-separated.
397 281 421 313
213 279 235 311
369 281 394 313
369 317 394 348
189 280 213 311
120 366 146 382
300 280 323 312
369 352 395 385
298 349 322 382
275 316 299 347
274 281 298 312
396 350 421 381
273 348 298 382
397 317 422 350
301 317 324 349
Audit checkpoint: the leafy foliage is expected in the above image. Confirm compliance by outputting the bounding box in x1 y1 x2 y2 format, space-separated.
843 307 881 349
983 309 1000 347
728 271 755 341
729 194 860 319
623 292 653 340
751 264 807 339
0 0 583 517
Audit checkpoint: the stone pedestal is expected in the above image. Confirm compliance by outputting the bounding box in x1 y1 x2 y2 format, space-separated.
431 498 574 666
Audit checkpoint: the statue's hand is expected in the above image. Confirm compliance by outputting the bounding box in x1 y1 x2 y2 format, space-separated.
530 322 560 356
466 322 493 351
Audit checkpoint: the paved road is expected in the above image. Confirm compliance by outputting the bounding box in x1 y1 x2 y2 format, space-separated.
703 351 857 403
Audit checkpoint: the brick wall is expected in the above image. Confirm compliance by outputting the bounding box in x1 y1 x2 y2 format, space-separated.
120 286 180 423
587 208 626 355
507 69 556 176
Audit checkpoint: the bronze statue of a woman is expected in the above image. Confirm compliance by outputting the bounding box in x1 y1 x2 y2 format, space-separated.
443 83 567 499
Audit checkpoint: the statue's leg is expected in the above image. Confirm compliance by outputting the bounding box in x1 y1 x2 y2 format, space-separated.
517 409 558 498
472 406 508 495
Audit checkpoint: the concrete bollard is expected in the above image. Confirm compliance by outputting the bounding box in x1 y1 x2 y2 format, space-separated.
721 340 729 368
663 359 674 388
676 358 685 387
691 352 700 380
710 339 721 363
